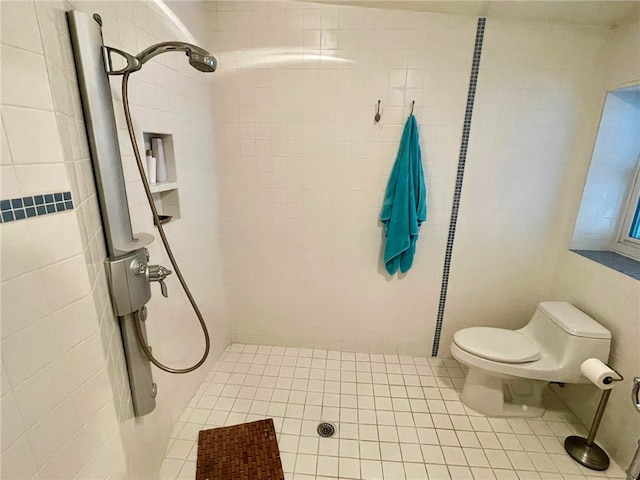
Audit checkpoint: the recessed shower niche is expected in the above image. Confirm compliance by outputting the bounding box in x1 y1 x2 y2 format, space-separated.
143 132 181 223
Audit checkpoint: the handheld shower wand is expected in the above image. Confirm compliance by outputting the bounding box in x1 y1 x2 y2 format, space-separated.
107 42 216 374
104 41 216 75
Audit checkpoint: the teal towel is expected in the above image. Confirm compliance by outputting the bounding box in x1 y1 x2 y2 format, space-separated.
380 115 426 275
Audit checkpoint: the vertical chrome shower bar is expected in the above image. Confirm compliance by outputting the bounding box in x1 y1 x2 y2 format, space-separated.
67 10 156 416
67 10 138 255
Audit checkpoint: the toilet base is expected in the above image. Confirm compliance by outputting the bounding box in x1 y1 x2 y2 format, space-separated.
461 367 546 418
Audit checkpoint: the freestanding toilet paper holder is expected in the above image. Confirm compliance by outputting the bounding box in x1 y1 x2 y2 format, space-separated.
565 366 624 470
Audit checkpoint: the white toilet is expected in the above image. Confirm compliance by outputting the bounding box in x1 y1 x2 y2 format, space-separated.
450 301 611 418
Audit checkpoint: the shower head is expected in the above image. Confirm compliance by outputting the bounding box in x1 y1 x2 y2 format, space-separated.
137 41 217 72
104 41 216 75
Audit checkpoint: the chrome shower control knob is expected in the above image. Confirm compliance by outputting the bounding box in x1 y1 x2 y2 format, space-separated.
148 265 172 297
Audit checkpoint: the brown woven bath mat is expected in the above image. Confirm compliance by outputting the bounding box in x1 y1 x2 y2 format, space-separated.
196 418 285 480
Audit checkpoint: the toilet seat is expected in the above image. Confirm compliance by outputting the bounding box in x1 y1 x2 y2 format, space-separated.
453 327 541 364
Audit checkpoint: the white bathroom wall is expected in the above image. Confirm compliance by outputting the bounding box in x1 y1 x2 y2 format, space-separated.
439 19 609 352
0 1 229 479
210 1 616 359
1 1 126 478
551 16 640 468
210 1 478 354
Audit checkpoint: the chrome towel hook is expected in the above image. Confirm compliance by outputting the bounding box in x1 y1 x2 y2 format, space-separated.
375 100 381 123
633 377 640 412
409 100 415 116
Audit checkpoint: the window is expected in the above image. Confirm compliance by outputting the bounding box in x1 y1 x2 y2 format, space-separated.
615 157 640 260
571 84 640 267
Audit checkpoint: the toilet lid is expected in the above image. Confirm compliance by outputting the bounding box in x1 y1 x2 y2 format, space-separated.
453 327 541 364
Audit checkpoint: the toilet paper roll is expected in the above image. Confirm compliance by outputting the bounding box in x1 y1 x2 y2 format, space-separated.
580 358 616 390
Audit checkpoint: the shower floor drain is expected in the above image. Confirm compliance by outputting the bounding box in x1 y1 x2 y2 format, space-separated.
317 422 336 438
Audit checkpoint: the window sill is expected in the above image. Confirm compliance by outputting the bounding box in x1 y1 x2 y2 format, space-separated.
571 249 640 280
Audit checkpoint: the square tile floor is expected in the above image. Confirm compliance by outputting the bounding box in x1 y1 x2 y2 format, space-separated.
160 344 626 480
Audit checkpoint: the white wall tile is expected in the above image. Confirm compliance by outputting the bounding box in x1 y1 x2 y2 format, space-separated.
2 106 64 165
12 357 73 428
1 45 54 110
13 163 70 197
51 296 100 353
0 165 21 198
75 432 125 480
28 211 84 267
1 118 12 165
26 398 79 467
62 334 106 391
2 316 61 386
0 218 39 281
71 369 112 426
0 434 39 480
40 254 91 312
0 0 43 54
0 270 51 339
1 390 26 451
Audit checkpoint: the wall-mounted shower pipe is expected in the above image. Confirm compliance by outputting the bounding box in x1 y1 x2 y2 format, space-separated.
112 43 216 374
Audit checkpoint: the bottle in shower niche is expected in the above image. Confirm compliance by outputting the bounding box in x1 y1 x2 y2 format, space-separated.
146 149 157 183
152 137 167 182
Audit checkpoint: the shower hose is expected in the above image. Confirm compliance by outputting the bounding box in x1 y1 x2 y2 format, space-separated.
121 71 210 374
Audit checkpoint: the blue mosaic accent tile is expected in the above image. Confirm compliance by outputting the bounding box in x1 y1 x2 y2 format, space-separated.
0 191 74 224
573 250 640 280
432 17 486 357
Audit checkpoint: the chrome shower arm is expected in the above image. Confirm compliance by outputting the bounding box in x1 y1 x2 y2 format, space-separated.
136 41 197 64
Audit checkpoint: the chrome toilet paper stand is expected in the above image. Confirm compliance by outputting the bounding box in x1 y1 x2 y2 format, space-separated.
565 366 624 470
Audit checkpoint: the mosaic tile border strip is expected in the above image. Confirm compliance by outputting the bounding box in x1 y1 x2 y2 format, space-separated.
572 249 640 280
0 191 74 223
432 17 486 356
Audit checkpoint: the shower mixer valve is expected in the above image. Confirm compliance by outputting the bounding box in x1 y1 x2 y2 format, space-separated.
106 249 173 316
147 264 172 297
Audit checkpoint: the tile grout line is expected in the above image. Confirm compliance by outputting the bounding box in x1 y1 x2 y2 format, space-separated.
432 17 486 357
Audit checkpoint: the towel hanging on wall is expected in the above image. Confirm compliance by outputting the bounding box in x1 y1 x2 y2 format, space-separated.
380 115 426 275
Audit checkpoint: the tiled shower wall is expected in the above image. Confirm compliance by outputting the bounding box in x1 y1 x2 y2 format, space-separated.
1 1 229 479
210 1 611 355
1 1 126 477
211 2 479 353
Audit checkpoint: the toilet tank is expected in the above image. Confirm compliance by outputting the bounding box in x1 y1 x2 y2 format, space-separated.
520 302 612 383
